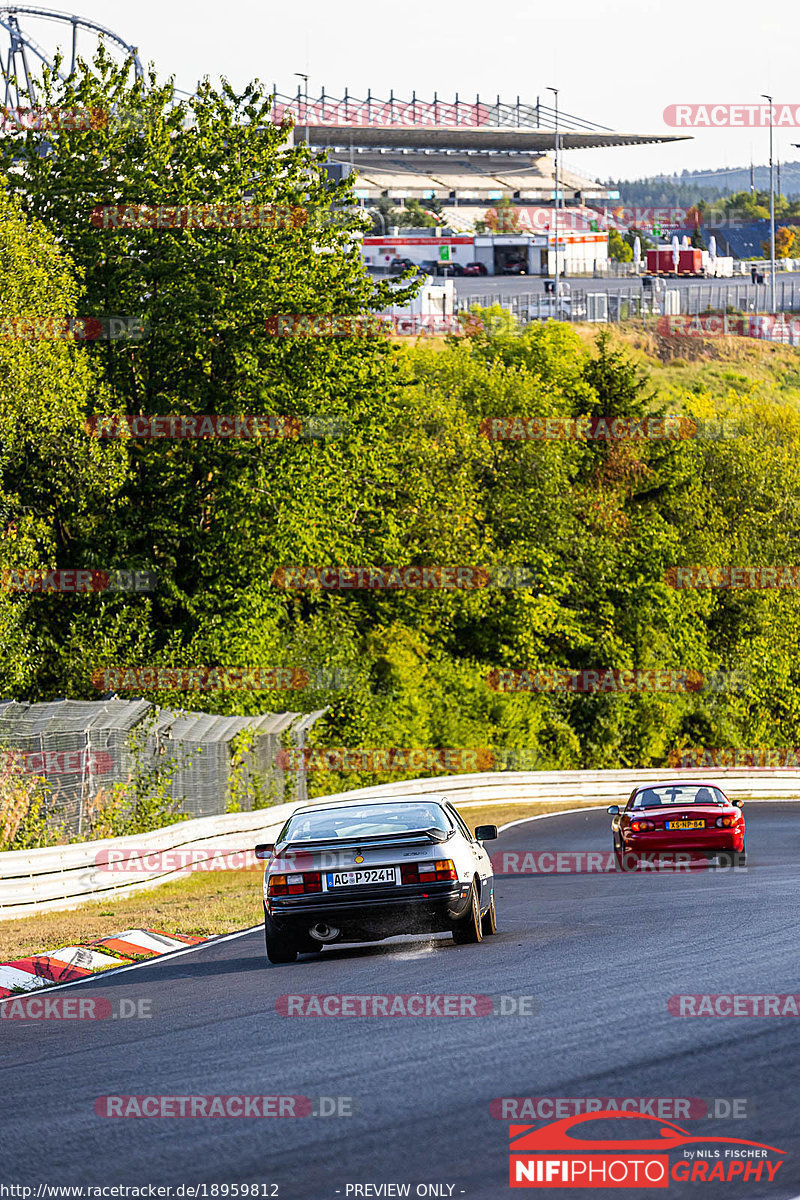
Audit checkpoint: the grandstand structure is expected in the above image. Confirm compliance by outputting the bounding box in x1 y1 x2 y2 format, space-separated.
271 87 691 218
0 8 690 229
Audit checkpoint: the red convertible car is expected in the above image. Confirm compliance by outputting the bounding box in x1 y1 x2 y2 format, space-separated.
608 781 745 868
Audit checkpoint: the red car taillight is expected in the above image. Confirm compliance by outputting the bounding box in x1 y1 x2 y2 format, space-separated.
268 871 322 896
401 859 457 884
631 819 656 832
716 816 732 828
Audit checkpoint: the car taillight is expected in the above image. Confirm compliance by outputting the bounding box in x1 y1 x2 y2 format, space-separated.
716 816 732 828
422 859 457 881
631 819 655 832
401 859 457 884
268 871 321 896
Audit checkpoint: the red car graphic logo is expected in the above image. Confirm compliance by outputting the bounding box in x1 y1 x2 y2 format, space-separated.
510 1110 784 1154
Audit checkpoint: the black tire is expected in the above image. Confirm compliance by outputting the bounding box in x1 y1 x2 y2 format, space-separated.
616 846 638 872
264 912 298 964
481 891 497 936
452 882 483 945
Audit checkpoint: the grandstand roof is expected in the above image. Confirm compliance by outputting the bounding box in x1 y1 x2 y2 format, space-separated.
301 126 689 153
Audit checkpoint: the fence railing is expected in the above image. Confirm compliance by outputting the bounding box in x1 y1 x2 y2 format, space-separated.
457 279 800 325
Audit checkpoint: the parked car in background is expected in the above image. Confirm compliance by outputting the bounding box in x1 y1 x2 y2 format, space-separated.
463 262 488 276
419 260 465 277
389 257 415 273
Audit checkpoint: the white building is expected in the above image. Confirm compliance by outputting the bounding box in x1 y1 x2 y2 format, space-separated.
362 228 608 277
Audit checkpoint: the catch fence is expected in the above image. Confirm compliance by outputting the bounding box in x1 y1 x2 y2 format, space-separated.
0 698 326 838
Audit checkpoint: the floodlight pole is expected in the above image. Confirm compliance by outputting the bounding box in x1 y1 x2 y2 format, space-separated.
762 92 776 313
295 72 309 147
548 87 559 317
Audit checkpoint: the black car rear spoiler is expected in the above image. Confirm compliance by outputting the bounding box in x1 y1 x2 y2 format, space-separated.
275 827 451 856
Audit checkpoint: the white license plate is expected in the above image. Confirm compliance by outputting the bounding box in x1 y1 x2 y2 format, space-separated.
326 867 399 888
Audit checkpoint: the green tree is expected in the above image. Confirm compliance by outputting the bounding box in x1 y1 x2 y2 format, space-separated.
0 190 127 696
2 53 418 708
608 228 632 262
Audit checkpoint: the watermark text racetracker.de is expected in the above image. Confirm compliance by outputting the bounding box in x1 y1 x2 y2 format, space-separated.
91 204 307 231
264 313 484 338
275 746 540 774
670 994 800 1016
665 566 800 590
656 314 800 343
1 996 152 1019
491 1097 749 1120
271 565 538 590
90 665 351 693
485 667 747 694
664 102 800 126
479 416 696 442
493 849 746 873
94 1095 355 1118
276 993 539 1017
2 749 112 776
86 415 348 440
669 747 800 768
93 847 261 873
0 316 147 341
1 569 156 594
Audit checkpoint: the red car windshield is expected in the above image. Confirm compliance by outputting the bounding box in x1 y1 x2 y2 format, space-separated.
632 785 726 808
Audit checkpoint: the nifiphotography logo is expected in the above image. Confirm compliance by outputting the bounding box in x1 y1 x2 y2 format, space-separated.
507 1111 785 1188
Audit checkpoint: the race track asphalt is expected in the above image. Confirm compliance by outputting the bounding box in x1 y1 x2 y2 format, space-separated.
3 803 800 1199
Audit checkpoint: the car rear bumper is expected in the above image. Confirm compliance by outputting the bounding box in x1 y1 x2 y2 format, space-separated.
265 881 473 941
623 829 744 852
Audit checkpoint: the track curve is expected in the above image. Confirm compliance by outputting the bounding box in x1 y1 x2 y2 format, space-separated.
3 803 800 1198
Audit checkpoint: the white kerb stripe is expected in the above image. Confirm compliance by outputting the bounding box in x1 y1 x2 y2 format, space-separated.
0 966 50 993
46 946 122 970
109 929 192 953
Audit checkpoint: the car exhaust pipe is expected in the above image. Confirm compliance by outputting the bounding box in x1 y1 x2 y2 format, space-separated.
309 923 339 942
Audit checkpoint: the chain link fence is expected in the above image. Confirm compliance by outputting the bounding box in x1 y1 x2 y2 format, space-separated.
458 277 800 326
0 699 327 838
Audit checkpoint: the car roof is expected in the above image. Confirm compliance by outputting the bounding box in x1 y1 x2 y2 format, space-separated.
632 780 726 791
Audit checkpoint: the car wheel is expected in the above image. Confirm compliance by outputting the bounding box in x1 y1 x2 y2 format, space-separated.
481 891 497 936
617 846 638 872
264 911 298 964
452 882 483 945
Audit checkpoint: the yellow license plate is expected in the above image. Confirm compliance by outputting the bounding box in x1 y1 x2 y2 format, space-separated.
666 819 705 830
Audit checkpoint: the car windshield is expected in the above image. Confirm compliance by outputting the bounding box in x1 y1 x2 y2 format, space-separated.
279 802 452 843
632 785 726 808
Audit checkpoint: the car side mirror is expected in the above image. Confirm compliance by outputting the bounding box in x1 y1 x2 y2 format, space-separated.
607 805 620 815
731 799 743 808
254 843 274 859
474 824 498 841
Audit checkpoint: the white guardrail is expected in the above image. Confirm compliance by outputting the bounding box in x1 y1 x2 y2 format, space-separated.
1 768 799 919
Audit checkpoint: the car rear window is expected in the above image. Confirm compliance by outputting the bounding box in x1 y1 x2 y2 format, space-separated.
632 785 726 808
279 802 452 842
